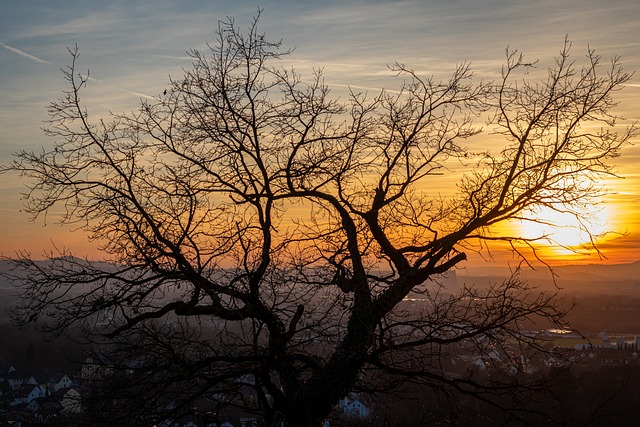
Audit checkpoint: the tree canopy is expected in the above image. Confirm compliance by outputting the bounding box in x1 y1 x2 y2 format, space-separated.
2 13 635 426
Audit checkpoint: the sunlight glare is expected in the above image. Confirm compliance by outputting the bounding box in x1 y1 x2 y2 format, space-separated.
518 204 609 249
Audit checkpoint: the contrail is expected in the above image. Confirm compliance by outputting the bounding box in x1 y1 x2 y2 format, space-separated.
1 43 51 64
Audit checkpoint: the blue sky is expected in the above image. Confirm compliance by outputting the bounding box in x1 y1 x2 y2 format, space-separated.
1 0 639 262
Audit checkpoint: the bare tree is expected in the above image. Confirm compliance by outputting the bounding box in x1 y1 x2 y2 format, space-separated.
2 12 635 426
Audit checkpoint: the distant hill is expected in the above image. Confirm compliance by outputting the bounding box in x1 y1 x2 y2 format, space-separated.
550 261 640 281
464 260 640 280
461 261 640 296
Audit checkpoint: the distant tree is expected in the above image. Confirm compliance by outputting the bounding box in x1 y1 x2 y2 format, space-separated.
1 12 635 427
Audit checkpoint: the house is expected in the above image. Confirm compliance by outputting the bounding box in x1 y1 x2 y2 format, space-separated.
49 373 73 391
24 376 39 386
60 387 82 413
6 370 29 390
342 399 369 418
81 353 114 379
81 355 102 379
12 384 46 406
0 364 16 381
26 384 47 403
240 418 258 427
338 395 370 419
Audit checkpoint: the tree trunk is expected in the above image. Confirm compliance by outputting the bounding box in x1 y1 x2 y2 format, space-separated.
282 305 376 426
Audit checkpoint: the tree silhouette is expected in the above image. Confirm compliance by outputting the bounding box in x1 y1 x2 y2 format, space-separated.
2 12 635 426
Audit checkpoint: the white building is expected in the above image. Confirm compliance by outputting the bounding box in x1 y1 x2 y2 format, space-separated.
338 395 370 419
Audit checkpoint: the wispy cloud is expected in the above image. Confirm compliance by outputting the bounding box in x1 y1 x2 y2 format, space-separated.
1 43 51 64
128 91 157 101
154 54 193 61
17 11 125 38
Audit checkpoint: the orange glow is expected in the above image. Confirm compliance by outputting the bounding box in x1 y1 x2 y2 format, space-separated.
518 205 608 249
492 191 640 266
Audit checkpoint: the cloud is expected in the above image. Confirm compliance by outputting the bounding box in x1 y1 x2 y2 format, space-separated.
128 91 157 101
17 11 125 38
1 43 51 64
154 54 193 62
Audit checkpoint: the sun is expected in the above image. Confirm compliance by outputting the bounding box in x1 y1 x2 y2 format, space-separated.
517 204 608 250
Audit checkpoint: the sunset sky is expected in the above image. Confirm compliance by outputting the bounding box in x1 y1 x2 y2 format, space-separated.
1 0 639 267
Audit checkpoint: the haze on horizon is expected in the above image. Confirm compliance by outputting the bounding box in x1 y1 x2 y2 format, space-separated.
1 0 639 269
